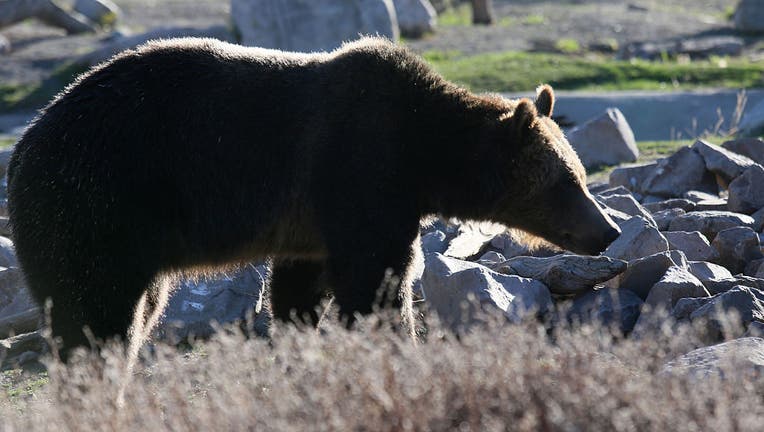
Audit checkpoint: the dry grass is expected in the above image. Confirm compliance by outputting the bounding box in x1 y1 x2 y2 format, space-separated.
0 310 762 431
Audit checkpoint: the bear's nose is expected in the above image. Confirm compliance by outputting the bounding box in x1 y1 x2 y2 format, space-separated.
604 226 621 245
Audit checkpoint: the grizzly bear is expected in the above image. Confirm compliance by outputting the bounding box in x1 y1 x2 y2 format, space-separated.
8 37 620 359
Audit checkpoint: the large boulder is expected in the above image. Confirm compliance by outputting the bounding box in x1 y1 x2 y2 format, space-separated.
566 288 643 334
734 0 764 33
603 216 669 262
421 253 552 331
643 265 709 311
663 231 718 262
662 337 764 378
595 193 654 223
641 147 717 198
711 227 763 274
566 108 639 168
231 0 399 52
689 286 764 341
728 164 764 214
723 138 764 165
156 263 270 341
691 139 755 185
667 210 755 242
392 0 436 37
609 162 656 194
619 251 687 300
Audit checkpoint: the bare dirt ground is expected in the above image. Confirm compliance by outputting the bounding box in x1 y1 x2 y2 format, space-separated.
0 0 738 87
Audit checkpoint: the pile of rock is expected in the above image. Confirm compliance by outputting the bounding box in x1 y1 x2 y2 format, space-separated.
417 137 764 368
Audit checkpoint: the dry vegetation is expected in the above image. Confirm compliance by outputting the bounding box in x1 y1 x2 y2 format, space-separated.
1 308 762 431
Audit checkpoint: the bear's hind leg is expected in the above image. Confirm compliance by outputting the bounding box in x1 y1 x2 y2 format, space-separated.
269 260 326 326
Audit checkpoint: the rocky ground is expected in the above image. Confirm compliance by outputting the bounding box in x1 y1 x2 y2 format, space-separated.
0 0 745 88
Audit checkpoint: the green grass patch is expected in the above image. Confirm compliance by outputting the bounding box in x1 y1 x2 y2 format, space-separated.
423 50 764 92
0 136 16 148
437 3 472 27
522 14 546 25
554 38 581 54
0 61 89 113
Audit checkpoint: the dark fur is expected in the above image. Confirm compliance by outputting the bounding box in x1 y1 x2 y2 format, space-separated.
7 37 618 357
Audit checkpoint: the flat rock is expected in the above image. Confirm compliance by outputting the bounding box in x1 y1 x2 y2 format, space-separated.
619 251 687 300
702 275 764 296
711 227 763 274
662 337 764 379
421 253 552 331
728 164 764 214
723 138 764 166
641 147 717 198
652 208 685 231
672 296 713 320
689 286 764 341
643 265 710 310
693 198 728 212
477 251 505 266
683 190 720 203
667 210 755 241
595 194 654 224
692 139 755 184
566 288 643 334
735 0 764 32
608 162 657 194
566 108 639 168
493 254 627 295
603 216 669 262
643 198 696 213
663 231 718 262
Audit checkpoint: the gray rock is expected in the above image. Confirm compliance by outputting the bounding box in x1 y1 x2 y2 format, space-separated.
493 254 626 295
746 321 764 337
619 251 686 300
566 288 643 334
0 236 16 268
703 275 764 296
672 296 712 320
596 185 642 201
587 182 611 195
0 268 39 339
711 227 763 274
421 253 552 331
683 190 720 203
477 251 505 266
0 34 9 55
689 286 764 341
157 263 269 341
231 0 398 52
421 230 447 254
596 194 654 224
688 260 734 283
728 164 764 214
392 0 436 37
662 337 764 379
641 147 717 198
566 108 638 168
744 258 764 277
643 198 696 213
750 206 764 231
692 139 755 185
735 0 764 32
663 231 718 262
643 266 710 310
599 204 633 225
693 198 728 212
723 138 764 165
668 211 755 242
603 216 668 262
74 0 120 26
622 36 744 60
653 208 685 231
609 162 657 194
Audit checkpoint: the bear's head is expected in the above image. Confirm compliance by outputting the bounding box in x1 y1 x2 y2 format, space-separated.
492 85 620 255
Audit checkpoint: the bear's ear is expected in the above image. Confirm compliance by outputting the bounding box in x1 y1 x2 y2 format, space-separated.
513 98 538 130
534 84 555 117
